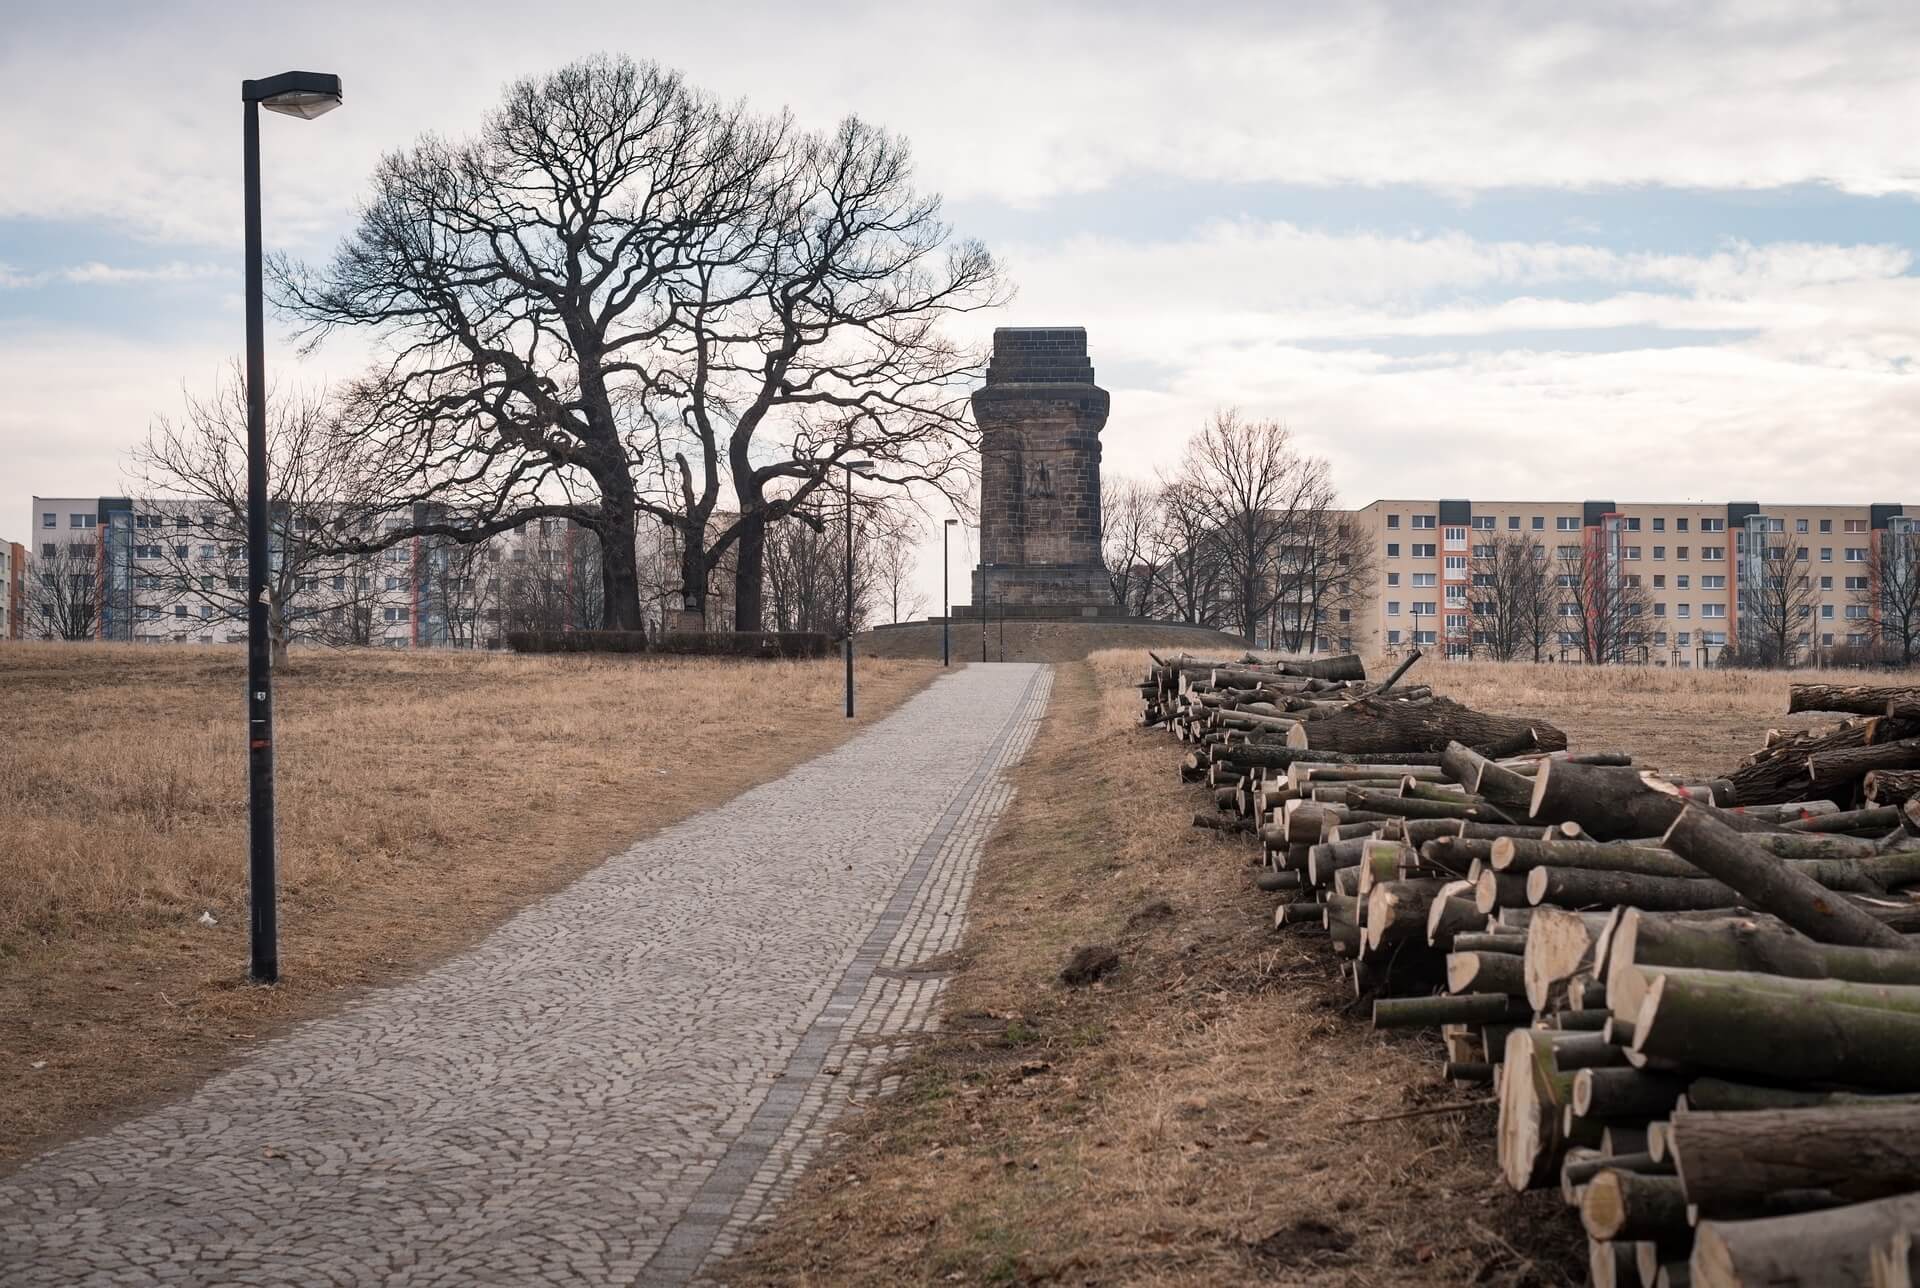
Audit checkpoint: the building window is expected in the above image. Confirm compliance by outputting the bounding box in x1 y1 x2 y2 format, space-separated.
1651 546 1664 560
1386 572 1400 587
1444 555 1467 572
1820 547 1833 561
385 576 401 591
1821 604 1835 619
383 607 411 623
1845 604 1870 620
1844 576 1867 591
1412 572 1436 587
1411 601 1436 616
1652 575 1665 588
1846 519 1868 533
41 512 55 528
1846 547 1868 562
1702 517 1725 532
1386 514 1400 529
1386 629 1402 645
1445 613 1468 631
1820 519 1833 533
1508 516 1521 530
1557 516 1579 530
1702 604 1726 618
174 605 188 618
1411 515 1436 529
1653 602 1666 616
1700 575 1726 589
1386 601 1401 616
1625 546 1641 560
1795 518 1809 533
1676 603 1691 618
1676 518 1690 532
1471 515 1495 530
1385 543 1400 558
1529 516 1544 530
1412 543 1436 558
1625 517 1641 531
1702 546 1725 560
1652 517 1665 532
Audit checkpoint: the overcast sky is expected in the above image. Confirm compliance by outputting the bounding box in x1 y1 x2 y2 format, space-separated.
5 1 1920 611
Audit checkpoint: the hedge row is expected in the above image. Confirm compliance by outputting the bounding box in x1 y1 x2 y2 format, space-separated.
505 629 832 659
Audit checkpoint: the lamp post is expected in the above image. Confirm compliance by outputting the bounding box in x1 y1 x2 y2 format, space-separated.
241 70 342 985
942 519 958 667
840 459 874 717
979 558 988 663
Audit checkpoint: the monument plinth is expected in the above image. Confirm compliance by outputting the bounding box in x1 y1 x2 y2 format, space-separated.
965 327 1119 617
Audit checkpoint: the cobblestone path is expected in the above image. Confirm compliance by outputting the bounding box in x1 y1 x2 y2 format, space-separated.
0 663 1051 1286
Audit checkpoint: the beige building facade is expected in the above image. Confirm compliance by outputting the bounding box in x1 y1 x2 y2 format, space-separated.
1350 498 1915 666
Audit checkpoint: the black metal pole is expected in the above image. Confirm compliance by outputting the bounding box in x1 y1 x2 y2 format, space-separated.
941 523 950 667
844 467 855 719
998 591 1005 662
243 97 278 985
980 559 988 663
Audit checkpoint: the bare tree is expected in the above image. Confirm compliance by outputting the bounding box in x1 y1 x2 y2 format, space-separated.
27 541 99 641
761 495 888 635
1147 479 1229 627
1101 477 1161 617
1470 531 1555 661
1165 410 1333 643
872 526 926 625
1554 536 1639 664
1861 527 1920 666
274 56 1002 635
129 369 385 663
1737 537 1817 668
1268 507 1373 653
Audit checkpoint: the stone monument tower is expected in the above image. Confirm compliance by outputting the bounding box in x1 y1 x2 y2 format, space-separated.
969 327 1117 613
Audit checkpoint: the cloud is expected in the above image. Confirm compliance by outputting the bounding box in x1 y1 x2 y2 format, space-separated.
0 261 229 289
7 2 1920 249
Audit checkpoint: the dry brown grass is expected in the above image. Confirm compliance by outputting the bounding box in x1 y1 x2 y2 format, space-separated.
0 643 936 1166
1391 659 1920 778
727 649 1578 1287
856 619 1251 663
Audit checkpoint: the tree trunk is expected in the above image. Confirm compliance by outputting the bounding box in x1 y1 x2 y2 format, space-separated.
1788 683 1920 716
1290 695 1567 755
1582 1169 1690 1241
1631 969 1920 1089
1528 759 1756 841
1669 1103 1920 1213
675 520 710 624
597 495 643 631
1663 806 1915 950
1692 1193 1920 1288
1447 950 1527 995
732 508 766 633
1373 992 1531 1029
1726 715 1920 806
1572 1067 1687 1119
1528 866 1739 912
1605 908 1920 1010
1867 770 1920 807
1492 837 1699 878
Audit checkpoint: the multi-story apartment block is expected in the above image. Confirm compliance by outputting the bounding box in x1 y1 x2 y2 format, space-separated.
0 539 22 639
21 495 733 648
1351 498 1915 666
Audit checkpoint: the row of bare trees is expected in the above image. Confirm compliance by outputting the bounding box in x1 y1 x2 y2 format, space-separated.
1100 411 1372 651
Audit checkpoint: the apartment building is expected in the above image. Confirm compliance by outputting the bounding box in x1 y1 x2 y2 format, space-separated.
21 495 723 647
0 539 22 639
1350 499 1915 666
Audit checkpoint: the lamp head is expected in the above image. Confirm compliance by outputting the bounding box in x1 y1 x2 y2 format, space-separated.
944 518 960 526
841 459 875 476
244 71 344 120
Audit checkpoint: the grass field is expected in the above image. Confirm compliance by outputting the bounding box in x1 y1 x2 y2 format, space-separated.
723 651 1913 1286
0 643 937 1165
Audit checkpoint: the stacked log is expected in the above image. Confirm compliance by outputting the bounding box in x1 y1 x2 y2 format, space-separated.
1147 662 1920 1285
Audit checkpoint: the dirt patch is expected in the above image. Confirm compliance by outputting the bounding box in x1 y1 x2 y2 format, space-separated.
722 654 1580 1287
0 643 937 1169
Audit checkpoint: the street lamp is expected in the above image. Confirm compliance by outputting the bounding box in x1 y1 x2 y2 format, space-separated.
942 518 959 667
840 459 874 718
241 70 342 985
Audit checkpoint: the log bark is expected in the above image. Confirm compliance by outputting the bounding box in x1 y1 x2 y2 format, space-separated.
1606 907 1920 1002
1574 1067 1687 1119
1365 878 1450 950
1441 740 1538 812
1632 969 1920 1089
1474 870 1531 915
1781 804 1904 834
1583 1170 1691 1241
1531 759 1771 841
1726 715 1920 806
1692 1193 1920 1288
1373 992 1531 1029
1447 950 1527 996
1493 837 1700 878
1867 770 1920 808
1682 1077 1920 1113
1663 806 1915 950
1788 683 1920 717
1527 867 1737 912
1669 1103 1920 1212
1289 694 1568 755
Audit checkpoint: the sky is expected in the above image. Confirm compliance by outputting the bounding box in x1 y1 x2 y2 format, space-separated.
5 0 1920 613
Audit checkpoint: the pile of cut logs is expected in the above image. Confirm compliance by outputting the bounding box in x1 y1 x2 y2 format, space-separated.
1144 653 1920 1288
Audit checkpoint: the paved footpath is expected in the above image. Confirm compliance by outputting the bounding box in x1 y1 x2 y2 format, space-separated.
1 663 1051 1286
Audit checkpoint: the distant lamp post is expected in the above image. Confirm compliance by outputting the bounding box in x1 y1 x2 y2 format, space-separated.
942 519 959 667
241 70 342 986
840 459 874 717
